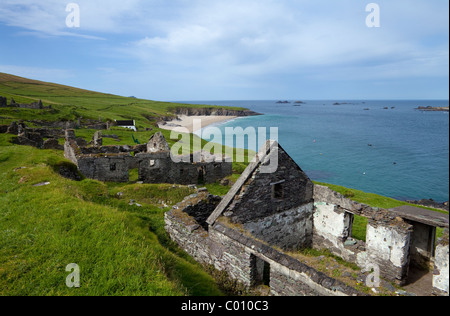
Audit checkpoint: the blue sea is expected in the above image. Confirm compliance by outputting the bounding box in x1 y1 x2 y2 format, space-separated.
183 100 449 203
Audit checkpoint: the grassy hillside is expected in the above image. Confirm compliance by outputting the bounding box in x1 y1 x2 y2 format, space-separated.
0 72 246 128
0 73 249 296
1 73 447 296
0 134 227 296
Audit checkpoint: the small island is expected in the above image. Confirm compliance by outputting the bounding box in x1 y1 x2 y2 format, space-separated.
416 106 449 112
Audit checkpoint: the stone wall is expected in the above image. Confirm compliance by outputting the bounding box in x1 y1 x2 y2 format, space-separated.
243 203 314 250
77 155 131 182
4 98 49 109
313 185 415 285
165 209 214 267
18 100 43 109
137 152 232 185
64 130 232 185
1 121 65 149
313 184 450 289
366 220 413 285
433 229 449 296
165 192 365 297
226 146 313 225
313 202 367 266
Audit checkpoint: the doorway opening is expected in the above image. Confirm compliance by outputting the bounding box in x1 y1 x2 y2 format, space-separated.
251 255 271 287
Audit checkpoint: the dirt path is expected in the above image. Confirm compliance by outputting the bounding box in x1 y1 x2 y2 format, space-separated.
403 267 433 296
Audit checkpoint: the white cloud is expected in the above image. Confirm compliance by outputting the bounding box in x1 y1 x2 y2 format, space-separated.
0 0 144 37
123 0 448 80
0 0 447 99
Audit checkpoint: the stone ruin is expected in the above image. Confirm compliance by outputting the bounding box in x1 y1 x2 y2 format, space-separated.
0 121 64 150
64 130 233 185
165 140 449 296
0 96 51 110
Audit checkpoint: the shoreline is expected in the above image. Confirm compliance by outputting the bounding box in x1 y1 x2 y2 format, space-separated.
158 115 238 133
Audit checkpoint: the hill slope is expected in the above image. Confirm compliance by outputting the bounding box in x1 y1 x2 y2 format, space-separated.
0 134 229 296
0 72 246 128
0 73 244 296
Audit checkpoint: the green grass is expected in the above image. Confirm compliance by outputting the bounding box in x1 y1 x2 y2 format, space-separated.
314 181 448 214
0 135 223 296
0 71 256 295
352 216 369 242
0 72 246 128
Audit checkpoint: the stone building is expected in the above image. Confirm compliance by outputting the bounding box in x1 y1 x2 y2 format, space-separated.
64 130 232 185
0 121 64 149
0 96 49 109
165 140 449 296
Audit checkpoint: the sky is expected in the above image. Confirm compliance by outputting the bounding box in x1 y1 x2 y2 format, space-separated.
0 0 448 101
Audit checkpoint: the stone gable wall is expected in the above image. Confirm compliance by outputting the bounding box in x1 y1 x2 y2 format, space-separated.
242 203 314 250
226 147 313 224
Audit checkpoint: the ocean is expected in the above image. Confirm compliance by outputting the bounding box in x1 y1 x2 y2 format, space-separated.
183 100 449 203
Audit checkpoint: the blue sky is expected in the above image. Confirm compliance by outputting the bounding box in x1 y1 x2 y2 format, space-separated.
0 0 448 101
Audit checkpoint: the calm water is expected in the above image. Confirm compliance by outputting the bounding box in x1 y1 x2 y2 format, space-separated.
183 100 449 202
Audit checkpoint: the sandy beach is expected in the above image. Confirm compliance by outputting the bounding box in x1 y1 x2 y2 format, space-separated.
158 115 237 133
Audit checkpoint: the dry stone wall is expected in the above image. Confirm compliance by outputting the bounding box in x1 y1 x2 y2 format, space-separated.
165 191 365 297
243 203 314 250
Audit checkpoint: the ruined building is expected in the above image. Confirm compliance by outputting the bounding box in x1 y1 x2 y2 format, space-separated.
165 140 449 296
0 121 64 150
64 130 232 185
0 96 51 109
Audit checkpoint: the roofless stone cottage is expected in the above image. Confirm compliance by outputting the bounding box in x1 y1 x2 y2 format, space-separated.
165 140 449 296
64 130 232 185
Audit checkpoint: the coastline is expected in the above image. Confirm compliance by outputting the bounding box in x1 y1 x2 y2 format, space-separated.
158 115 238 133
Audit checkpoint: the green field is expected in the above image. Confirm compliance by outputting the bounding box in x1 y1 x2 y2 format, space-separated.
0 73 447 296
0 73 250 296
0 72 246 128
